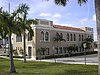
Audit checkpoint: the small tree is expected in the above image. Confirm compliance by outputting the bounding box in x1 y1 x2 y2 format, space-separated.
19 49 24 55
67 46 74 55
82 37 93 49
13 49 18 56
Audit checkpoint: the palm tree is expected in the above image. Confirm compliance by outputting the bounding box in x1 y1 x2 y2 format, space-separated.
0 4 31 73
0 8 18 73
82 37 93 50
16 4 37 63
53 32 60 62
53 32 60 51
53 32 65 62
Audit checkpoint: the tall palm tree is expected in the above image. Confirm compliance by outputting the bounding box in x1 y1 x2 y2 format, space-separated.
53 0 100 74
16 4 37 63
0 4 31 73
95 1 100 74
0 8 18 73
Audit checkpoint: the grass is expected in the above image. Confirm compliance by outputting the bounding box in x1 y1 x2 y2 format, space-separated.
0 57 98 75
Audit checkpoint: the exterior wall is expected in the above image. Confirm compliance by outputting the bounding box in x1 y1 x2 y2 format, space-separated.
13 34 23 55
35 26 94 58
26 29 37 59
13 19 94 60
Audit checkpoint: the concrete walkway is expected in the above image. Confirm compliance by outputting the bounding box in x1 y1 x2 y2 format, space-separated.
0 54 98 65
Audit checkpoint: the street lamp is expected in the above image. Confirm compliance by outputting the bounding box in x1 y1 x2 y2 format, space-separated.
83 42 87 65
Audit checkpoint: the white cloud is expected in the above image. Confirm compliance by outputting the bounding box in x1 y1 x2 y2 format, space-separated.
39 13 51 17
80 18 88 25
92 14 96 22
89 14 96 22
54 22 74 27
53 14 61 18
39 13 61 18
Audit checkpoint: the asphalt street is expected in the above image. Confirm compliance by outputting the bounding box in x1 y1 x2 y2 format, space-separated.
41 54 98 65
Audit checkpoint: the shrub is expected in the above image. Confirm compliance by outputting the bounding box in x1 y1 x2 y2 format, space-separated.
19 49 24 55
13 49 18 55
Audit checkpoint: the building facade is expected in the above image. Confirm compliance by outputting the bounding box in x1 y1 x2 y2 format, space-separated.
13 19 94 60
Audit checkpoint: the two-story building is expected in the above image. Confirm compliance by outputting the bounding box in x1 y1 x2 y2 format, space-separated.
13 19 94 60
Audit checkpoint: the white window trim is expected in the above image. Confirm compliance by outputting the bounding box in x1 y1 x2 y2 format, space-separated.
40 30 50 42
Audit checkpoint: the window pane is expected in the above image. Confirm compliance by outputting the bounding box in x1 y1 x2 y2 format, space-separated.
45 32 49 41
16 35 22 42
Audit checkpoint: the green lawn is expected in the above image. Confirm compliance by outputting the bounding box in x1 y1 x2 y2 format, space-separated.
0 57 98 75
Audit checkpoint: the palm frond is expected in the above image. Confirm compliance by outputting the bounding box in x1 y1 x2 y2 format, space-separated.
78 0 88 6
26 19 38 25
54 0 87 6
11 3 29 19
54 0 68 6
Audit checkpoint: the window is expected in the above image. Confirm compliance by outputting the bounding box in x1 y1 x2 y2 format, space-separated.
28 33 32 41
74 34 76 41
67 33 69 41
41 31 44 41
90 34 93 39
60 33 63 39
59 47 62 54
79 34 81 41
45 48 49 55
55 47 58 54
82 34 83 41
41 48 45 55
45 32 49 41
63 47 67 53
16 35 22 42
70 34 72 41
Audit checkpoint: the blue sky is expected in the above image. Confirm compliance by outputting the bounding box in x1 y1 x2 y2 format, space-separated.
0 0 96 40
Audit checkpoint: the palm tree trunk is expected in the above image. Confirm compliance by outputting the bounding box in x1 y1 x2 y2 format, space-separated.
23 31 26 63
9 34 16 73
95 0 100 75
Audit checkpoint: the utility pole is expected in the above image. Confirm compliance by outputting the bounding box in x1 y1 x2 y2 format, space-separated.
83 43 86 65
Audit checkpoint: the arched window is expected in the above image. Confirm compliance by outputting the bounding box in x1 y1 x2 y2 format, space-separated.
45 32 49 41
60 33 63 39
28 33 32 41
82 34 83 41
16 35 22 42
79 34 80 41
67 33 69 41
70 34 72 41
74 34 76 41
41 31 44 41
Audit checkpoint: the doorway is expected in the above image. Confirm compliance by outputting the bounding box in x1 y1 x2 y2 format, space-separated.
28 47 32 58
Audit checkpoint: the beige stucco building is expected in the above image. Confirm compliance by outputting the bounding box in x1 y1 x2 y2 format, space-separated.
13 19 94 60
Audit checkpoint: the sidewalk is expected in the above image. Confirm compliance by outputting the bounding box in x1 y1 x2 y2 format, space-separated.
0 54 98 65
